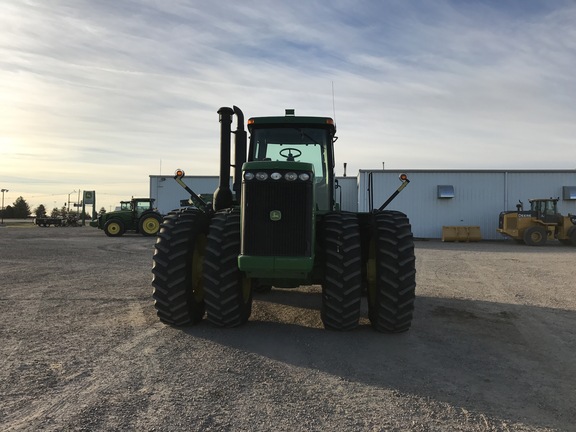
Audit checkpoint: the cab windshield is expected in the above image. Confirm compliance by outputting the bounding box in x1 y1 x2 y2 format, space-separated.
251 127 329 179
250 126 332 210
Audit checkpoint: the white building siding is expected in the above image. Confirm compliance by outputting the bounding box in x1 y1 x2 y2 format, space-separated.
151 170 576 240
358 170 576 240
150 175 226 215
335 177 358 212
505 172 576 215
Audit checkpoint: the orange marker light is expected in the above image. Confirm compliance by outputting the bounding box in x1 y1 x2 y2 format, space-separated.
399 173 408 181
175 169 185 178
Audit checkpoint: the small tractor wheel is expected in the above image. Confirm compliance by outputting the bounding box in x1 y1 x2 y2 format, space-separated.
104 219 126 237
321 212 362 331
203 210 252 327
523 226 547 246
366 211 416 333
139 212 162 236
152 209 209 325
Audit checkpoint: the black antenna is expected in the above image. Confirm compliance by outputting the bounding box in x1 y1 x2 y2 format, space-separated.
331 81 336 124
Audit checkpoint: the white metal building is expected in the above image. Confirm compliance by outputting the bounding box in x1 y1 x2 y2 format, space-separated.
150 170 576 240
150 175 223 215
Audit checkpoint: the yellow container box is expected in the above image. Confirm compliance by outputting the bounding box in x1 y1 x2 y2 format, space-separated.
442 226 482 242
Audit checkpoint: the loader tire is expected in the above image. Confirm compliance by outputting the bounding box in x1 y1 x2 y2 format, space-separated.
152 209 209 326
568 226 576 246
203 210 252 327
367 211 416 333
104 219 125 237
523 226 547 246
321 212 362 331
139 212 162 236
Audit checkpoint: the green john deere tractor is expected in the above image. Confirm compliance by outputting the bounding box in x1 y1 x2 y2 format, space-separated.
152 106 416 332
91 198 162 237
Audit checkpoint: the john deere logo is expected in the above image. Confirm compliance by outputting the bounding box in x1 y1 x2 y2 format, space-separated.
270 210 282 221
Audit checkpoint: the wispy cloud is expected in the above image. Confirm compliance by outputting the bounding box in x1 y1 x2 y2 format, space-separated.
1 0 575 210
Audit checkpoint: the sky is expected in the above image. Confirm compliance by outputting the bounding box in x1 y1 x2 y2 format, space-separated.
1 0 576 214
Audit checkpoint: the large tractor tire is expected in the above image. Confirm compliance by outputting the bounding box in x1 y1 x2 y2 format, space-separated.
139 212 162 236
104 219 126 237
367 211 416 333
203 210 252 327
523 226 547 246
321 212 363 331
152 209 209 325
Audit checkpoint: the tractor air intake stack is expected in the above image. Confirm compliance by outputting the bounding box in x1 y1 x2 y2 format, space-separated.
214 107 234 211
232 105 246 202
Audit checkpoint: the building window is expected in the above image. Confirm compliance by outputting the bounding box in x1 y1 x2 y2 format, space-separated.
437 185 455 199
563 186 576 200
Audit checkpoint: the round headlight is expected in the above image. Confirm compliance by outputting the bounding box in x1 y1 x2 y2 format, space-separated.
270 172 282 180
298 173 310 181
256 172 268 181
285 172 297 181
244 172 255 181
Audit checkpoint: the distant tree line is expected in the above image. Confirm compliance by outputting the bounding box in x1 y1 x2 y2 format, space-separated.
0 196 99 219
1 196 31 219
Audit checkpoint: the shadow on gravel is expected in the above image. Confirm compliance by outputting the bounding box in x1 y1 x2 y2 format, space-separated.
186 294 576 430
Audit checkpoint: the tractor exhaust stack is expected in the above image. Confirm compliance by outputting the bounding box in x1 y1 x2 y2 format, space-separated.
214 107 235 211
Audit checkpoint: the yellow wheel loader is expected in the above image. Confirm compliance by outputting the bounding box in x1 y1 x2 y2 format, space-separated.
497 198 576 246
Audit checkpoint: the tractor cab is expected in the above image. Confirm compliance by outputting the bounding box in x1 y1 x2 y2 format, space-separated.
247 111 336 211
132 198 155 217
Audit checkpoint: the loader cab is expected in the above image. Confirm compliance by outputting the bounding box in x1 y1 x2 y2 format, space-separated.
530 198 562 225
246 112 336 211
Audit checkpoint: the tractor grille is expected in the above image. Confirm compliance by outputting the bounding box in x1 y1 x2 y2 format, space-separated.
242 176 313 257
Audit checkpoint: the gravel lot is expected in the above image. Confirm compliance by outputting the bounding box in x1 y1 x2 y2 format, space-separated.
1 223 575 431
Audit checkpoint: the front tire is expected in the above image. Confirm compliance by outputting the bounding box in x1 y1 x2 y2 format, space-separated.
203 210 252 327
523 226 547 246
104 219 126 237
321 212 362 331
367 211 416 333
152 209 209 325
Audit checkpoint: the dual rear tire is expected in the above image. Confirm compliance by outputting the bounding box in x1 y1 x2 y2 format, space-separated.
366 211 416 333
152 209 252 328
321 212 363 331
203 210 252 327
152 209 209 325
320 211 416 333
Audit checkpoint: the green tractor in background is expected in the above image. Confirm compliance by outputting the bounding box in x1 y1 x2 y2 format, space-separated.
152 106 416 332
91 198 162 237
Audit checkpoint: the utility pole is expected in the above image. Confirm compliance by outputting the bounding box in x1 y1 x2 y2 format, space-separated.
67 190 76 213
1 188 8 225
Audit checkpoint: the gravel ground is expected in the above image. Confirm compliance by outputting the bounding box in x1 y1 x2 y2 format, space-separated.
1 223 575 431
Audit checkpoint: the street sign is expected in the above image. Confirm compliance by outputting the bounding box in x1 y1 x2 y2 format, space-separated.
83 191 95 204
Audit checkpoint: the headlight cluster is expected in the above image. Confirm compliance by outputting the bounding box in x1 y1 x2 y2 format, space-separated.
244 171 311 182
